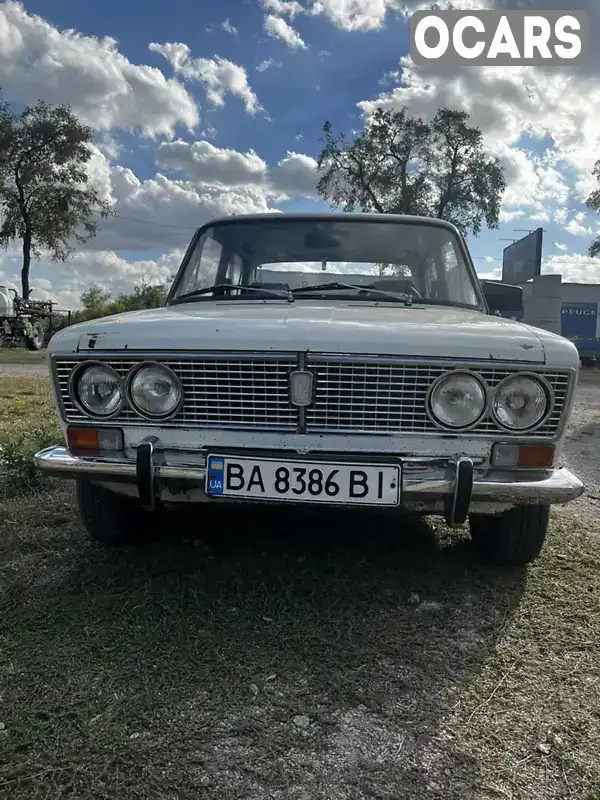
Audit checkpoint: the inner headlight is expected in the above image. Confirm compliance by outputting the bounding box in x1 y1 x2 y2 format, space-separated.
74 363 123 417
492 374 549 430
429 371 487 429
128 363 182 419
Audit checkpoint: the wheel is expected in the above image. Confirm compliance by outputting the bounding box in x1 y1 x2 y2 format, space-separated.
76 479 158 546
25 321 44 350
469 504 550 566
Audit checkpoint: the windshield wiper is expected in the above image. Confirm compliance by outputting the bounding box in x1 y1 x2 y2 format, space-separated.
172 284 294 304
291 281 413 305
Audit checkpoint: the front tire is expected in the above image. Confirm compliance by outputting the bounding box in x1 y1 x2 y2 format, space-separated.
469 504 550 566
76 479 157 546
25 321 44 350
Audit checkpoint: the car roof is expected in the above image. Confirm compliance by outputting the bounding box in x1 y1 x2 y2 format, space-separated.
198 211 462 235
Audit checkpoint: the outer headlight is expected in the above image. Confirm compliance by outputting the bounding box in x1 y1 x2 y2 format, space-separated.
128 363 182 419
428 371 487 429
492 374 549 431
72 363 124 417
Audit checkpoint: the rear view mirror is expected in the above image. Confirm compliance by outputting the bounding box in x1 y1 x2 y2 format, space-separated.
480 280 523 314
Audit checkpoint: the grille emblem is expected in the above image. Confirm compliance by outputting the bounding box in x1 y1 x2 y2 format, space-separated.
289 369 314 407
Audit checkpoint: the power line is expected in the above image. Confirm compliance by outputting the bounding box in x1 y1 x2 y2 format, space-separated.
111 212 195 231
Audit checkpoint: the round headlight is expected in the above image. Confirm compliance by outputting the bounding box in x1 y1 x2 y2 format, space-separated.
429 371 487 429
128 363 182 419
75 363 123 417
492 374 549 430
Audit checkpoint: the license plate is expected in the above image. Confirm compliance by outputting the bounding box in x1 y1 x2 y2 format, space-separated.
205 455 401 506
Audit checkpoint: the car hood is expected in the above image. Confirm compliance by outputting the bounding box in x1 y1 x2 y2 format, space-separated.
50 301 548 363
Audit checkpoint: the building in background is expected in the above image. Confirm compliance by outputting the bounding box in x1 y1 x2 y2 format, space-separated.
525 278 600 360
493 231 600 362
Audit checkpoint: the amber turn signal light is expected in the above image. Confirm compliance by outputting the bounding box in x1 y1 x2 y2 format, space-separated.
67 427 123 453
491 443 555 469
517 445 555 469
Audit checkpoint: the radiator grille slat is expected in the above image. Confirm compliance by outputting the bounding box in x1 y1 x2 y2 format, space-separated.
54 355 572 438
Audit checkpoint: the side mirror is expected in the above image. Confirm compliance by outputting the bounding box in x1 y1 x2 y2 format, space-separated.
480 280 523 315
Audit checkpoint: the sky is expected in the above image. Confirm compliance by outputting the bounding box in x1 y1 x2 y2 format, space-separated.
1 0 600 309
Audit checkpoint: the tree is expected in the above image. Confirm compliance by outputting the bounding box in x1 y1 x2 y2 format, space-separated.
316 107 506 237
70 279 168 324
585 161 600 257
108 280 168 314
80 285 111 317
0 99 113 299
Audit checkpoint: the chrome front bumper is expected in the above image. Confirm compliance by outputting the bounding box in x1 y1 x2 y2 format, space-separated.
34 443 585 525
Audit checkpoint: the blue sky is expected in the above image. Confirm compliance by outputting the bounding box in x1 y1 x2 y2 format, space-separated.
1 0 600 307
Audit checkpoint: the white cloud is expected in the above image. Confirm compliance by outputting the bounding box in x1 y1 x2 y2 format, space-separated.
155 140 318 199
220 19 238 36
499 209 525 224
478 266 502 281
565 213 593 237
304 0 483 31
496 145 569 220
270 151 318 197
256 57 282 72
543 253 600 283
156 140 268 185
260 0 305 18
264 15 307 48
258 0 462 36
554 208 569 225
150 43 262 115
94 169 275 251
307 0 393 31
0 1 198 137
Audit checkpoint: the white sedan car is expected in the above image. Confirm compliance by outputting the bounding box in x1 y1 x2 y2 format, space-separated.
34 213 584 565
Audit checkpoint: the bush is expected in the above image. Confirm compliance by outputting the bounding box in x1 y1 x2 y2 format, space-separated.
0 421 61 493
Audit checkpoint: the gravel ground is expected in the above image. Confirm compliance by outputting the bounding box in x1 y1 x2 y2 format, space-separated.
559 372 600 533
0 362 48 377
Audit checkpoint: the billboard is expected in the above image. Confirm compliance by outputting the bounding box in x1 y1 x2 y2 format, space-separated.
561 302 598 340
502 228 543 285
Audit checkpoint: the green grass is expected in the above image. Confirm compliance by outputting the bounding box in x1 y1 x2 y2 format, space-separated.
0 377 598 799
0 378 60 491
0 377 55 437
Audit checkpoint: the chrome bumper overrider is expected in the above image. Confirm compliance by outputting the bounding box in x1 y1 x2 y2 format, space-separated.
34 442 585 526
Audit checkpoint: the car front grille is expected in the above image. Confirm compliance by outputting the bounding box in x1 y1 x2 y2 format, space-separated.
53 353 573 438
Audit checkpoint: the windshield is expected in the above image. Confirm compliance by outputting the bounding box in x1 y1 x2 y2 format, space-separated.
168 217 483 309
